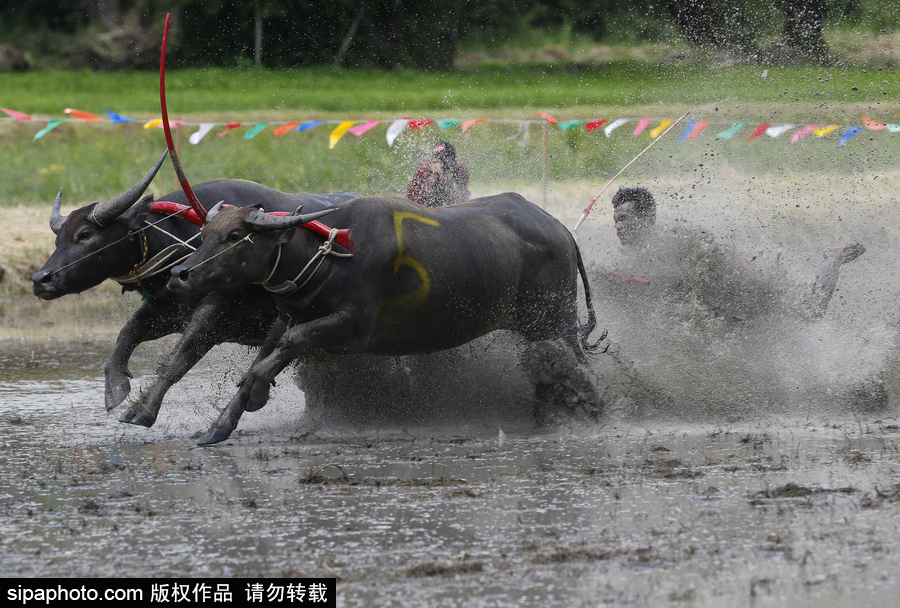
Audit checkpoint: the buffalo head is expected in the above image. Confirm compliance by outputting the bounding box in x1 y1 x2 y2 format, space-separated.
32 151 168 300
168 204 336 296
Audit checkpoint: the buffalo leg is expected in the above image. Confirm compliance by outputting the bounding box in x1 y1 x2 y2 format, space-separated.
198 312 356 445
119 291 278 427
105 296 194 412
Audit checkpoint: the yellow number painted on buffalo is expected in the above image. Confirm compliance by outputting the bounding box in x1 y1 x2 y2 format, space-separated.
378 211 440 314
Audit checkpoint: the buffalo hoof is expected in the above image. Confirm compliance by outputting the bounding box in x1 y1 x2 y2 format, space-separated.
198 428 232 446
119 409 156 427
105 378 131 411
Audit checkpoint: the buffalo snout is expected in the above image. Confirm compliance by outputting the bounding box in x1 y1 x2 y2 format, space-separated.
32 269 63 300
168 265 196 295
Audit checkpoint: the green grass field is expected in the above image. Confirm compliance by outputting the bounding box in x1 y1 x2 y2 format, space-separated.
1 59 897 207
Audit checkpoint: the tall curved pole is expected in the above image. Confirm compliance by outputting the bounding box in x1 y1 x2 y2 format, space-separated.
160 13 207 223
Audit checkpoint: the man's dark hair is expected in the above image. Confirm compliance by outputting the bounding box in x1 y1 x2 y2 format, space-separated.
612 187 656 220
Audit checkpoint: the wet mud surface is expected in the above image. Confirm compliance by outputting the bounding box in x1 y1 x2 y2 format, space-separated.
1 332 899 607
4 166 900 605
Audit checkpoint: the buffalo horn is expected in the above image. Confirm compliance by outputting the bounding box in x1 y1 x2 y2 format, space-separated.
206 200 228 222
246 208 337 231
49 188 66 235
91 150 169 226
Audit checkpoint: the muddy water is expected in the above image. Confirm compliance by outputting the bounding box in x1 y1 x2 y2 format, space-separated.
3 165 900 605
1 305 899 607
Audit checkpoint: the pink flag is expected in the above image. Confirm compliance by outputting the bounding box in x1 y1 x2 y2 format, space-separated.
1 108 30 120
538 112 557 124
348 120 380 136
790 124 818 143
633 118 652 136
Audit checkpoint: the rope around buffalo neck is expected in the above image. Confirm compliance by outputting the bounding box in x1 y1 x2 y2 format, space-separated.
258 228 353 295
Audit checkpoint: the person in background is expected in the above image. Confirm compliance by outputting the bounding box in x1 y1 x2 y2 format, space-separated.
407 141 470 207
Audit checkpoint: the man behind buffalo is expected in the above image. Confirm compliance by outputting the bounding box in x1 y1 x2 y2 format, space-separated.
408 141 470 208
597 186 865 323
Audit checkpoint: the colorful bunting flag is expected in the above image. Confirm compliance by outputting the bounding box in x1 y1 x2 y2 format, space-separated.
678 120 698 142
862 115 887 130
688 120 709 140
106 110 137 123
386 119 407 146
189 123 216 145
4 108 894 151
2 108 31 120
717 123 745 139
650 120 672 138
33 120 63 141
296 121 325 132
604 119 628 137
63 108 102 121
557 120 584 131
765 124 795 138
461 119 486 133
348 120 380 136
244 123 268 140
538 112 557 124
838 126 864 146
813 125 839 136
790 125 818 143
218 123 242 137
273 122 302 136
747 123 771 141
329 120 356 148
633 118 652 136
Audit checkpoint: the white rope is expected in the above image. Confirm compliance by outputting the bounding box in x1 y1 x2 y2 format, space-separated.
112 225 203 284
259 228 353 295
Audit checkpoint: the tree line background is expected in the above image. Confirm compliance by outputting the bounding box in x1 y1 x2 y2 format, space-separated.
0 1 896 71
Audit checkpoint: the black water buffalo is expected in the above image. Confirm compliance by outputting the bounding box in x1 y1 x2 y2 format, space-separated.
169 194 606 445
32 151 359 427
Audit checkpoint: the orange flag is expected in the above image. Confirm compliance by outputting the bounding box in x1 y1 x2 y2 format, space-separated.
862 115 887 130
273 122 302 137
63 108 102 121
538 112 557 124
461 119 486 132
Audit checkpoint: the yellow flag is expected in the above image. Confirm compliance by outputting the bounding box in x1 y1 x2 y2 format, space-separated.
650 119 672 138
329 121 356 149
813 125 839 136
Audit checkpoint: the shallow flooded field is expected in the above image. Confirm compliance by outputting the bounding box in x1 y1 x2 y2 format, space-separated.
1 305 899 606
4 164 900 605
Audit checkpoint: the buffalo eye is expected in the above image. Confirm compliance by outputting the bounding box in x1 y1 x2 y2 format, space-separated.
227 230 243 242
77 229 92 241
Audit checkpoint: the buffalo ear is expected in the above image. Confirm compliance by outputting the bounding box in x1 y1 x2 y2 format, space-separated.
127 194 155 232
277 227 297 246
